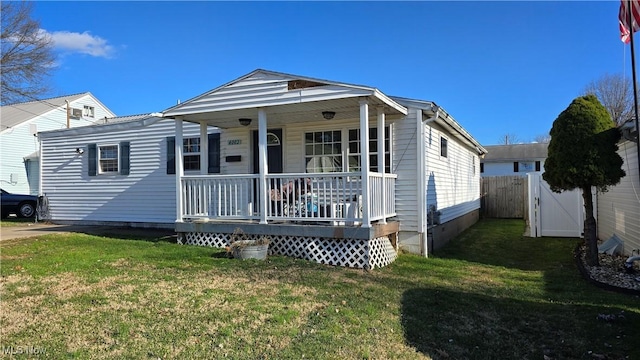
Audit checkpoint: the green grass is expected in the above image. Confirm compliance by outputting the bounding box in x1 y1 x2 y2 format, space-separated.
1 219 638 359
0 217 37 227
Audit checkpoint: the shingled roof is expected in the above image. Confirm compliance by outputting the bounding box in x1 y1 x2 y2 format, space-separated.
482 143 548 162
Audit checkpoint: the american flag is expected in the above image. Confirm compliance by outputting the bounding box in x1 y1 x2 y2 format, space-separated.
620 0 640 43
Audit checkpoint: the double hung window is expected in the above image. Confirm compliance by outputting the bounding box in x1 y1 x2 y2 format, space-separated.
98 145 119 173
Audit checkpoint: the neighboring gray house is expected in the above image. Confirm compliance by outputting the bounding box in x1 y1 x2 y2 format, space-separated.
597 120 639 256
38 114 219 225
480 143 548 177
1 93 115 195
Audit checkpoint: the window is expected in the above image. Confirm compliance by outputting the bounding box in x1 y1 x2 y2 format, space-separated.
535 161 541 172
83 105 95 118
305 131 342 172
347 127 391 173
88 142 129 176
471 155 475 175
480 162 484 173
304 127 391 173
183 137 200 171
166 134 219 175
440 137 448 158
519 161 534 171
513 162 519 172
98 145 119 173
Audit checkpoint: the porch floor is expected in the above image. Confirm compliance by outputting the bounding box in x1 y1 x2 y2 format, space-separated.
176 220 399 241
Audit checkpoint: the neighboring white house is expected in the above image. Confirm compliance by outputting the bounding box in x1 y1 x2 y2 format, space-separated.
597 120 640 256
38 114 220 225
1 93 115 195
161 69 487 268
480 143 547 177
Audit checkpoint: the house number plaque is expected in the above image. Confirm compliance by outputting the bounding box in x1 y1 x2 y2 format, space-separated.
228 139 241 145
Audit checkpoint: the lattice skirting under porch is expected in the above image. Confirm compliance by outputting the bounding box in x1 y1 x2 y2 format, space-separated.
179 232 397 269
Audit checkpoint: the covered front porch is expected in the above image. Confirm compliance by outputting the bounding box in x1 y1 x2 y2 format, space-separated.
180 172 397 225
163 70 408 268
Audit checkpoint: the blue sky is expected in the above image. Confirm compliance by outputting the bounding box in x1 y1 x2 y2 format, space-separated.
33 1 629 145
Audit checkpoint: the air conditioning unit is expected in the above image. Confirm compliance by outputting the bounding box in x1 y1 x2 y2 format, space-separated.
70 108 83 119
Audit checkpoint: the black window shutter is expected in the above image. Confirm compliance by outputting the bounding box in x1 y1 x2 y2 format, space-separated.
535 161 541 172
120 141 130 175
208 133 220 173
513 162 519 172
88 143 97 176
167 137 175 175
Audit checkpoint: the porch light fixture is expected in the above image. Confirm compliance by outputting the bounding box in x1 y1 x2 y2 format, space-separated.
75 147 84 155
239 118 252 126
322 111 336 120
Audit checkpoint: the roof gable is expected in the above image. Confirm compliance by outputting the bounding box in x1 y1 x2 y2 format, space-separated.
1 92 115 132
163 69 402 117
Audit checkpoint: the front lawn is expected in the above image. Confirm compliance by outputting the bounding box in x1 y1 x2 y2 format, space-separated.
1 219 638 359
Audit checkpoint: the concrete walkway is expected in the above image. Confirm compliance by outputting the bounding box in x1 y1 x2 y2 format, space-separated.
1 223 176 242
1 223 71 241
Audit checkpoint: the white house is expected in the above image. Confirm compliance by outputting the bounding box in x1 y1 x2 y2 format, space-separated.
480 143 547 177
597 120 640 256
162 69 487 268
1 93 115 195
38 114 219 225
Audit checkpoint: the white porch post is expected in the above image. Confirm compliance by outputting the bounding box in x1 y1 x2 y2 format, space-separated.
200 122 208 175
359 99 371 228
175 117 184 222
258 108 269 224
377 106 386 224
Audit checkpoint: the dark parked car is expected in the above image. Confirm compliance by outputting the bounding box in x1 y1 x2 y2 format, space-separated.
1 189 37 218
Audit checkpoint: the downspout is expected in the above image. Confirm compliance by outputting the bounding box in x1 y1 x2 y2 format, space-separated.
420 104 440 257
65 100 70 128
624 250 640 273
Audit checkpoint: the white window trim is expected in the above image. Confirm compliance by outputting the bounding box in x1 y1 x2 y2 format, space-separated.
183 136 201 172
440 136 449 158
303 125 392 173
98 143 119 174
83 105 95 118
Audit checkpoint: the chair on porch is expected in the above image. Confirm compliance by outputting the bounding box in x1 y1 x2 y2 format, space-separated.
269 178 312 217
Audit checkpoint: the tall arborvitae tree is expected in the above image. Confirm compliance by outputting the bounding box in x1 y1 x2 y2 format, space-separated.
543 94 625 266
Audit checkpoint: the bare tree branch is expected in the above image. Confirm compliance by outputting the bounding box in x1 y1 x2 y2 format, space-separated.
583 73 635 126
532 134 551 143
1 1 55 105
498 133 521 145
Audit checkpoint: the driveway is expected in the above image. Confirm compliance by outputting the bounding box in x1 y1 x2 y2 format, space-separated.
1 223 176 242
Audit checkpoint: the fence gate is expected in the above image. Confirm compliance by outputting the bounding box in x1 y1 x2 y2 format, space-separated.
527 173 584 237
481 176 528 218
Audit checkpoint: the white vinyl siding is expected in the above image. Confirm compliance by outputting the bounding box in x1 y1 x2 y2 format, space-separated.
40 119 211 224
393 108 420 232
597 140 640 255
425 122 481 225
166 72 375 116
219 128 252 174
481 160 546 177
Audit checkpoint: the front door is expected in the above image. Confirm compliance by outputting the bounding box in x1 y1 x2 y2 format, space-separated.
252 129 283 174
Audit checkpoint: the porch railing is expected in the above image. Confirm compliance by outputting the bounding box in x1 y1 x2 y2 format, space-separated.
181 172 396 225
182 174 259 220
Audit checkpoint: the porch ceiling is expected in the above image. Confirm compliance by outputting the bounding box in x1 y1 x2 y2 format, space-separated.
168 97 406 129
